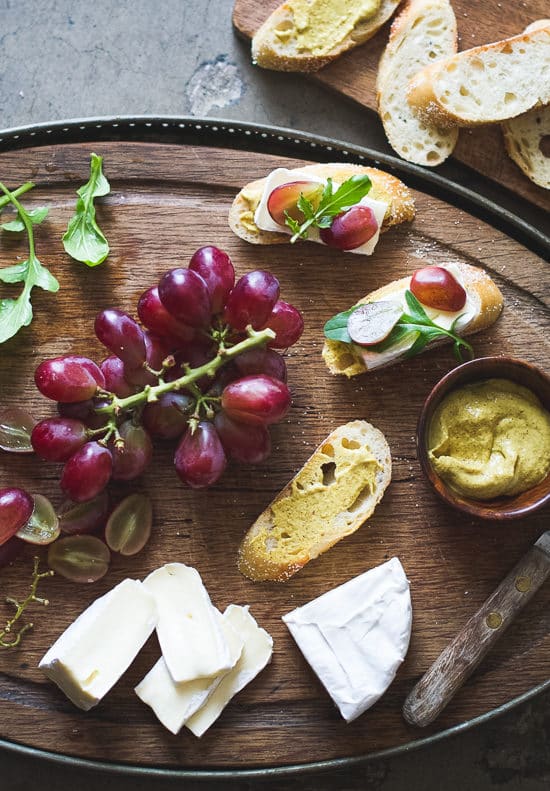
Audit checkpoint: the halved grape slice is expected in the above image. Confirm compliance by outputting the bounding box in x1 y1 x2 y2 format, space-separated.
17 494 60 545
105 493 153 556
58 492 110 535
347 302 402 346
48 535 110 583
0 407 36 453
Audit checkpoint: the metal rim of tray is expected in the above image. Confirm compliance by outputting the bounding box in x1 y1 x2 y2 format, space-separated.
0 115 548 780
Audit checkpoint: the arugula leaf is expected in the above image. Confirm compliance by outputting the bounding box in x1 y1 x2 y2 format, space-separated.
2 206 49 233
62 153 110 266
0 181 60 344
286 174 372 243
324 289 474 362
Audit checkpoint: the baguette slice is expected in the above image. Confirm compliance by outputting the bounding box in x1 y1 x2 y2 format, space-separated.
502 21 550 190
407 24 550 128
377 0 458 166
229 163 415 246
322 262 503 377
238 421 391 582
251 0 402 72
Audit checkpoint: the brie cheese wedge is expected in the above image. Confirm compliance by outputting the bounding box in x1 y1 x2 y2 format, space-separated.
135 607 244 734
144 563 234 683
185 605 273 738
282 558 412 722
39 578 157 711
254 168 388 256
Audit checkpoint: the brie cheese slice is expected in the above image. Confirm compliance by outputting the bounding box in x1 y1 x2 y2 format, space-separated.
39 578 157 711
185 605 273 738
144 563 234 683
135 607 244 734
254 167 388 256
282 558 412 722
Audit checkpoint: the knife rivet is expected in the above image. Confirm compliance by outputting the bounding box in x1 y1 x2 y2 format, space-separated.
515 575 531 593
486 612 503 629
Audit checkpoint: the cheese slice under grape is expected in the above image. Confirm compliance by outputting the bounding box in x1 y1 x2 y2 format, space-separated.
282 557 412 722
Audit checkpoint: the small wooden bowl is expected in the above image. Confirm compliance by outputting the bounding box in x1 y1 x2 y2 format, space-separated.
416 356 550 520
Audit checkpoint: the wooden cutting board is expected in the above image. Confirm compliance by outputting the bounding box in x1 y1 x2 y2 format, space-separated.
233 0 550 213
0 134 549 772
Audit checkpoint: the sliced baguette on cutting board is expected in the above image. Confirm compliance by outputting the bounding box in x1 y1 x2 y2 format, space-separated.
251 0 402 72
322 262 503 378
376 0 458 166
407 23 550 128
229 162 415 246
238 421 391 582
502 21 550 190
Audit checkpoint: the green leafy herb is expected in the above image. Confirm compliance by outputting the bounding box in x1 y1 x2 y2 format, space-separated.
285 174 372 243
324 290 474 362
62 152 110 266
0 181 59 345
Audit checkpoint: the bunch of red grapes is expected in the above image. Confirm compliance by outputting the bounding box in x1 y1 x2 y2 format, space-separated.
30 246 304 502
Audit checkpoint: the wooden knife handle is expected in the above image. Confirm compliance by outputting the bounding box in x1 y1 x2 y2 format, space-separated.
403 543 550 727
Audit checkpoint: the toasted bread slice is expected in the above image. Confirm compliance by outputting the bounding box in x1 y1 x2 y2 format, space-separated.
322 262 503 377
502 21 550 190
229 163 415 246
407 24 550 128
376 0 458 166
251 0 402 72
238 420 391 582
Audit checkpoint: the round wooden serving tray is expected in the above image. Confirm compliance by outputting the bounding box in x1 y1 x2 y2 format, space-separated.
0 119 548 778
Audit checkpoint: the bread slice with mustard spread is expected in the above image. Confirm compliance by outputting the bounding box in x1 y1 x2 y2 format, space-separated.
229 162 415 247
407 24 550 128
376 0 458 166
322 262 503 377
238 421 391 582
251 0 402 72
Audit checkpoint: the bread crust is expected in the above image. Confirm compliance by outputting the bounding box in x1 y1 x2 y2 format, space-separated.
407 26 550 128
228 163 415 246
251 0 402 72
376 0 459 166
238 420 392 582
322 262 504 377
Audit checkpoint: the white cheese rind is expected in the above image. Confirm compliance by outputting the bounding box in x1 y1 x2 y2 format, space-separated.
254 167 388 256
135 608 244 735
185 605 274 738
357 263 476 370
144 563 234 683
38 578 157 711
282 558 412 722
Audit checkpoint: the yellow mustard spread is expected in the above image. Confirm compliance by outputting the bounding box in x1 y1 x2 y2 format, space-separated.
428 378 550 500
271 437 381 551
287 0 381 56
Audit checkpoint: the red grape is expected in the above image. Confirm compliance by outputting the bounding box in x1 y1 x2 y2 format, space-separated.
142 392 193 438
174 421 226 488
0 535 25 568
189 246 235 314
110 420 153 480
222 375 291 426
58 398 111 430
101 356 136 398
214 411 271 464
234 347 287 382
31 417 88 462
223 271 280 330
319 205 378 250
124 333 171 387
95 309 147 369
137 286 195 346
60 442 113 502
158 268 211 327
58 491 110 535
410 266 467 312
261 300 304 348
35 356 105 402
267 180 323 226
0 488 34 546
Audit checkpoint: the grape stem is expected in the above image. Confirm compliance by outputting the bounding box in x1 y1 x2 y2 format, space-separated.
94 325 276 417
0 557 54 649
